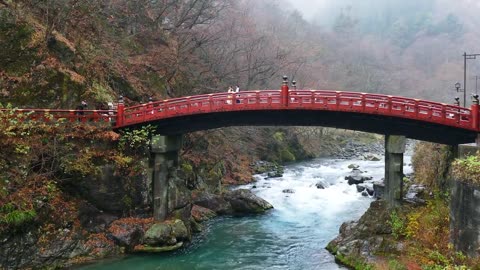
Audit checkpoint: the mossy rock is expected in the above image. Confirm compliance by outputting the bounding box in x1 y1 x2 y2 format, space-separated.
0 10 41 76
279 148 296 162
9 68 85 107
134 242 183 253
143 223 173 246
143 220 190 246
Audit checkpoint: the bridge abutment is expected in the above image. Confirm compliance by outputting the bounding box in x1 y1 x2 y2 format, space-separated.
450 144 480 257
150 135 183 221
384 135 406 208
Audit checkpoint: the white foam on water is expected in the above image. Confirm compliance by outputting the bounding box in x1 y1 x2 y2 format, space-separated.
245 156 413 227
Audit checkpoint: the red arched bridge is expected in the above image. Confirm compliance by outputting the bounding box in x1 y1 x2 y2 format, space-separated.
2 80 480 145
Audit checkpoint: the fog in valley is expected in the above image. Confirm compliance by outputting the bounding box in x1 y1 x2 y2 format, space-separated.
247 0 480 104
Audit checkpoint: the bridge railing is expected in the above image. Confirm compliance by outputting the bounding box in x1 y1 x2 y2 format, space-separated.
0 109 116 123
122 90 283 125
121 89 476 131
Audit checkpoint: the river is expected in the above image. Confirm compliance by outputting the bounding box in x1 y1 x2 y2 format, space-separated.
79 156 412 270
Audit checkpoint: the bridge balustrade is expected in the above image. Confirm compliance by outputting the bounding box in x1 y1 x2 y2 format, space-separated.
2 89 478 135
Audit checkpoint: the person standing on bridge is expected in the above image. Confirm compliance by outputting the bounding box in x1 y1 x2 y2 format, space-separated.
235 85 240 103
76 100 88 116
227 86 234 104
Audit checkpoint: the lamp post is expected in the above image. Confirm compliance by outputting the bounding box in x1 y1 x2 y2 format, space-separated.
463 52 480 107
455 82 465 107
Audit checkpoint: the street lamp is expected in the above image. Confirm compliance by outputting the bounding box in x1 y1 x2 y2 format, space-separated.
455 82 465 106
463 52 480 107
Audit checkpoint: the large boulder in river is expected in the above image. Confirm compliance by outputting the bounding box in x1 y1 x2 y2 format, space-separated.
192 192 233 215
345 169 372 185
224 189 273 214
143 220 189 247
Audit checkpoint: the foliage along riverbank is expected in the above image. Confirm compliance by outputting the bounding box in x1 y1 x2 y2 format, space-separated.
1 103 385 269
327 143 480 270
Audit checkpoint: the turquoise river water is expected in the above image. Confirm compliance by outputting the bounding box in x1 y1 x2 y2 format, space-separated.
78 157 412 270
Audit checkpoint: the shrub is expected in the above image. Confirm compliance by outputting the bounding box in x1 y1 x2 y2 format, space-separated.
452 155 480 185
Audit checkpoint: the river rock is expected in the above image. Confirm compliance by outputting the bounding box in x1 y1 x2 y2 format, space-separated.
327 200 397 268
107 220 144 249
357 184 374 196
191 205 217 222
251 160 283 175
143 220 189 247
348 164 360 170
192 192 233 215
134 242 183 253
373 181 385 199
404 184 426 205
224 189 273 214
267 170 283 178
363 153 381 161
315 182 326 189
282 189 295 193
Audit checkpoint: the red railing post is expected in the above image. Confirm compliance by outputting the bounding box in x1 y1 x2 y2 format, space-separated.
472 95 479 130
281 76 289 106
117 95 125 127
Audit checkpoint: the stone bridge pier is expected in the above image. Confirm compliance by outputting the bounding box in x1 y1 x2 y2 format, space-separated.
149 134 183 221
384 135 406 208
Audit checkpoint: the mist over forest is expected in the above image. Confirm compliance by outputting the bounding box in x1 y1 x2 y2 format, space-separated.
280 0 480 104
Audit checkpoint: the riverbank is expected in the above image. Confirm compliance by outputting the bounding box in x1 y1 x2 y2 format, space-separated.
78 157 384 270
0 111 385 269
327 142 480 269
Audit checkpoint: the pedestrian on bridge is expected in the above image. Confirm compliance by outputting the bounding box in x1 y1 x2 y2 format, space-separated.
235 85 240 103
76 100 88 116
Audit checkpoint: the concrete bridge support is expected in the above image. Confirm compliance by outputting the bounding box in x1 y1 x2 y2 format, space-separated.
450 144 480 258
384 135 406 208
150 134 183 221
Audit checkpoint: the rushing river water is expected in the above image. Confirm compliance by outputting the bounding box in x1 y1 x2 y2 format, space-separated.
79 157 412 270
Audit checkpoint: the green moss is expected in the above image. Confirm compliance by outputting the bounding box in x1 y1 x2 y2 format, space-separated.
335 253 374 270
11 68 85 107
273 131 285 142
0 9 41 76
279 148 296 162
84 81 114 103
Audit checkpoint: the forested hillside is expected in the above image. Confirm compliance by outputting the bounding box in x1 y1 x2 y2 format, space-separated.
1 0 480 268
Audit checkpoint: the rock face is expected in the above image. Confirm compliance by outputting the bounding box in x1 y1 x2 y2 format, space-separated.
63 164 150 215
327 200 399 267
